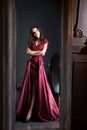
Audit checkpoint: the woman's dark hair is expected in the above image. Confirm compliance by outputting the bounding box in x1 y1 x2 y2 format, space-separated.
28 26 45 47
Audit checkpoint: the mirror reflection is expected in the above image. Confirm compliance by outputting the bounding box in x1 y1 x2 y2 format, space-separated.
15 0 61 129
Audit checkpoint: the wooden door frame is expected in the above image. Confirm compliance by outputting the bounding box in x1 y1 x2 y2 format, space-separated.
0 0 73 130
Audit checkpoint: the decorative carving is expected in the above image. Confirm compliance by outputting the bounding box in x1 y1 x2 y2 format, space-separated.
73 28 84 38
73 0 84 38
73 0 87 54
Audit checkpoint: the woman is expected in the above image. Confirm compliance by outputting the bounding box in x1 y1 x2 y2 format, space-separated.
16 26 60 122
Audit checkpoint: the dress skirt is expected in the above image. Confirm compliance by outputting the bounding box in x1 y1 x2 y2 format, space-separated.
16 56 60 122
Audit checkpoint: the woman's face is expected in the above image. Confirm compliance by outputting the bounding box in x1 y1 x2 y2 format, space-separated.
32 27 40 39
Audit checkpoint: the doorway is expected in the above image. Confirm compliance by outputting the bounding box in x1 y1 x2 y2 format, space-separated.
0 0 72 130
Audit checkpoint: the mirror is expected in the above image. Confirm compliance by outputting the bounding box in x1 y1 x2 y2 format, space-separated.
15 0 61 129
0 0 72 130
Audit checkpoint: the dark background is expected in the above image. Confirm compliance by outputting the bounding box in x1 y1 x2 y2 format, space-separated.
15 0 61 87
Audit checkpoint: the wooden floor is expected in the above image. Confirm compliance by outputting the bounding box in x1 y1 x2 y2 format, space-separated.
15 119 60 130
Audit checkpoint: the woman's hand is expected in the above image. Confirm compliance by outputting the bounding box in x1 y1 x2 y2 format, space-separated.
41 50 45 56
25 48 31 54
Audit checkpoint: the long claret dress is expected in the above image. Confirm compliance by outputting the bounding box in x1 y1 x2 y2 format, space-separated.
16 39 60 122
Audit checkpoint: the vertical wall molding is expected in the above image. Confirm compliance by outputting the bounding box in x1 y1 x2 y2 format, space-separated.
0 0 16 130
60 0 72 130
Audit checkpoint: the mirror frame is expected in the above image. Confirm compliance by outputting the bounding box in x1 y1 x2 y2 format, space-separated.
0 0 73 130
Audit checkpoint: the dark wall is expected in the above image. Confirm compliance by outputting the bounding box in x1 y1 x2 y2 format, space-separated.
15 0 61 87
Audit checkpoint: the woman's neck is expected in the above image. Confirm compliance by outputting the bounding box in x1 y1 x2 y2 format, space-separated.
35 40 41 46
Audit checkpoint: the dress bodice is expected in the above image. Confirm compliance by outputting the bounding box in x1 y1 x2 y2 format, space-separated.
30 39 49 62
31 39 49 51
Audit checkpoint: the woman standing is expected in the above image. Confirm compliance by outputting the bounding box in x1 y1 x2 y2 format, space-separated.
16 26 60 122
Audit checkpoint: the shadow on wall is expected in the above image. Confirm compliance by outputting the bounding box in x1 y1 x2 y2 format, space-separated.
48 53 60 109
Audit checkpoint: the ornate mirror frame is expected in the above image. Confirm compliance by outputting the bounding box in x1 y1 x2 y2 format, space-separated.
0 0 73 130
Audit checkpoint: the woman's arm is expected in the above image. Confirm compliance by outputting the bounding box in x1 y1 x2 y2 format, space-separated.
25 48 42 56
41 43 48 56
26 43 48 56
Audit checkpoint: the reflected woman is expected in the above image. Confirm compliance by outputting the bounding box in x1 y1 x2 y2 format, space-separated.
16 26 60 122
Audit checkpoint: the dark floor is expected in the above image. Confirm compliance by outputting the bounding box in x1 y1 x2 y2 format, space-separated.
15 119 60 130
